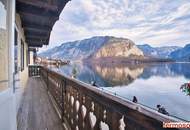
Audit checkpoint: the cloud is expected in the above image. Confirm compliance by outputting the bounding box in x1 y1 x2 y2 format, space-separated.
40 0 190 51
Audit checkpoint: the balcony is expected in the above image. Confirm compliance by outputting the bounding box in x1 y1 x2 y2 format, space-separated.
17 77 66 130
16 65 180 130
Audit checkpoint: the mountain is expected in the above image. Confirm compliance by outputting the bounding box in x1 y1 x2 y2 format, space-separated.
137 44 181 58
169 44 190 61
39 36 189 62
39 36 144 61
39 36 109 60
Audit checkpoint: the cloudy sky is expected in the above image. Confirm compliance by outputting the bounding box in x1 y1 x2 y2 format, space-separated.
41 0 190 51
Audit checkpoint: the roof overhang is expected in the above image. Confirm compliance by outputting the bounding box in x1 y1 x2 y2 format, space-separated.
16 0 70 47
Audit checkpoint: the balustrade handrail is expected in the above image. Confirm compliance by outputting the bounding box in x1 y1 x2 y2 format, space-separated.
28 65 41 77
36 65 182 130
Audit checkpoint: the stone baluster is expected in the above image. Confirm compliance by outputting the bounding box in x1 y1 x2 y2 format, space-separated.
78 95 86 130
84 96 95 130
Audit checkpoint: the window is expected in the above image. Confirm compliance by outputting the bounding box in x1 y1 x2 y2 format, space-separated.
28 49 30 65
26 48 29 66
14 28 18 73
21 40 24 71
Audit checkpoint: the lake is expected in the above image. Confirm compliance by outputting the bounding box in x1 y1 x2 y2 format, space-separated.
51 62 190 121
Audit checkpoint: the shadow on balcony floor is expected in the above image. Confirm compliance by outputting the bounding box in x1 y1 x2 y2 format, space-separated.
17 77 65 130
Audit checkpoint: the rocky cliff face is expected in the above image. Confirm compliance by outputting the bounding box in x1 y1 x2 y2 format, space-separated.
93 38 143 59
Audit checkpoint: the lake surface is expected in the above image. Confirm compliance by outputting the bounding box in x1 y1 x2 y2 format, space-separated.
51 62 190 121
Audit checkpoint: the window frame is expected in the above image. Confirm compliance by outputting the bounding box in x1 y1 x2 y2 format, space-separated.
21 40 24 71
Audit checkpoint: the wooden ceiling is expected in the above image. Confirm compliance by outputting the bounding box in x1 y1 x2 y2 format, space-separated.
16 0 70 47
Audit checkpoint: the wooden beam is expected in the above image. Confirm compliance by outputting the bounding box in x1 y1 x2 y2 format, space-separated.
26 37 48 42
22 16 56 28
17 0 58 11
29 44 43 47
19 12 59 23
26 39 47 44
25 27 49 34
25 30 49 37
17 2 59 18
22 23 52 32
28 42 43 47
26 35 48 39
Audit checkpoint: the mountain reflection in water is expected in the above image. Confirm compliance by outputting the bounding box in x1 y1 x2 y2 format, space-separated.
94 64 144 86
52 63 190 121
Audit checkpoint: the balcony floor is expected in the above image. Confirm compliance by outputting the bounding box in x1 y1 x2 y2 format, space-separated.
17 77 65 130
